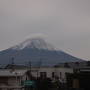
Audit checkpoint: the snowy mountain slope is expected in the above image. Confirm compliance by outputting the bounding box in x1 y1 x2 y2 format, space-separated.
11 37 55 50
0 37 84 66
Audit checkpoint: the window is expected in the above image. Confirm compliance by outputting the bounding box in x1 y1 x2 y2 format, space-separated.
40 72 47 78
60 72 62 79
52 72 55 78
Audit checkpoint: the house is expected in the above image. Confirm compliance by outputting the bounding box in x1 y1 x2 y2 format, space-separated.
66 67 90 90
31 66 73 83
4 64 73 82
0 66 73 90
0 69 28 90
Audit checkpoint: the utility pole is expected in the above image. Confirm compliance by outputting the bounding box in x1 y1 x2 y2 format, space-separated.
11 57 15 71
28 61 32 73
27 61 32 80
37 59 42 78
11 57 15 65
9 57 15 73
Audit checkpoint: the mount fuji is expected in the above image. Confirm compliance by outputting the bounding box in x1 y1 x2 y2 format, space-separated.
11 37 55 51
0 37 84 66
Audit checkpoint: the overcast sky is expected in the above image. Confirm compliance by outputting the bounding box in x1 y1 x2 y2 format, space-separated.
0 0 90 60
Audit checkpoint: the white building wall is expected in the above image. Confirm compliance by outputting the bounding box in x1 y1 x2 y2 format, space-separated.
31 67 73 82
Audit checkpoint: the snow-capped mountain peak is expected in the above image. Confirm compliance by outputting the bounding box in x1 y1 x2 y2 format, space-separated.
11 37 55 50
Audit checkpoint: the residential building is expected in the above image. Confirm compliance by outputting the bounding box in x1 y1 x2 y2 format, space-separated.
0 69 28 90
0 66 73 90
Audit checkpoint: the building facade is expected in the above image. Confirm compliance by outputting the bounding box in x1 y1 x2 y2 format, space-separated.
0 67 73 90
31 67 73 82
